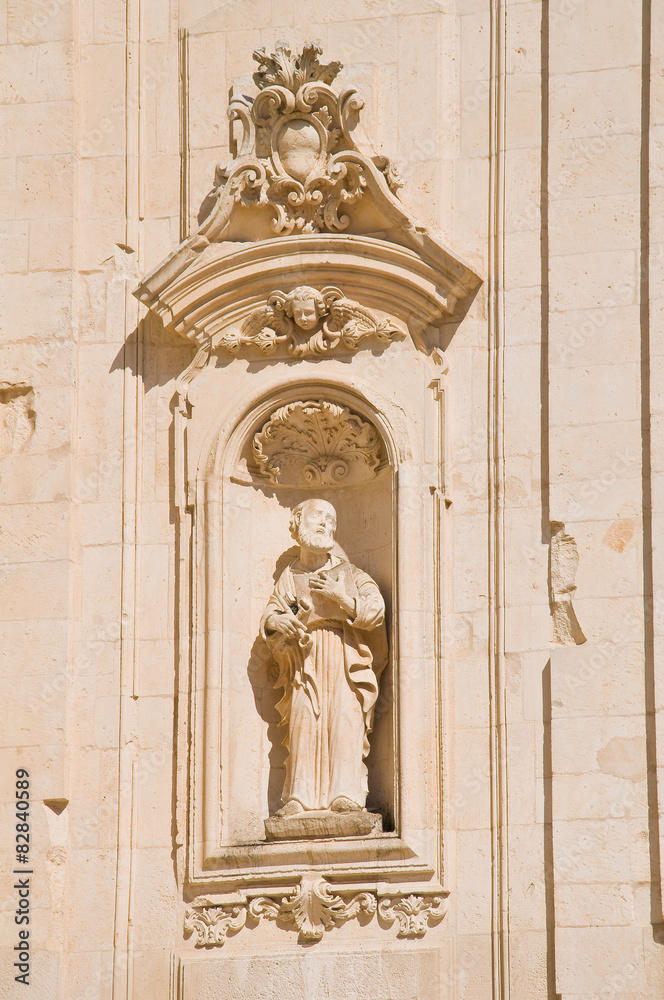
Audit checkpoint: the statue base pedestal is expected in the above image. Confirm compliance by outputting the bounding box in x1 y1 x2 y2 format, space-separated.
264 809 383 841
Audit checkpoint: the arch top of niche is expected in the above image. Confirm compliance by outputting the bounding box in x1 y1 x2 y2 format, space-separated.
198 375 419 489
135 233 480 357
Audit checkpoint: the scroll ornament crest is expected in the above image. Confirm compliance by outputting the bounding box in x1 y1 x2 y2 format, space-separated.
252 400 382 486
209 40 402 236
184 876 447 946
134 42 483 369
213 284 402 358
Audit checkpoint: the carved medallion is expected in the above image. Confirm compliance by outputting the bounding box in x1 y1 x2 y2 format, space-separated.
213 284 402 358
252 400 382 486
210 41 401 236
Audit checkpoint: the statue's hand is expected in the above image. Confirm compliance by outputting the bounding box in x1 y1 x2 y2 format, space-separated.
309 572 356 618
266 610 307 641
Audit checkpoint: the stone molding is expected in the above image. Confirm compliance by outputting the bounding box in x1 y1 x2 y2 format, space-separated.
252 399 382 486
184 875 448 945
137 235 461 362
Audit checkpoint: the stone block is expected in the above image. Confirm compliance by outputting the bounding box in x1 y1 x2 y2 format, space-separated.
0 558 69 622
8 0 73 44
550 363 641 427
77 155 126 220
0 40 72 104
551 642 648 718
79 43 126 158
327 16 398 69
552 817 632 883
549 133 641 199
92 0 126 43
1 102 73 158
555 925 646 996
549 67 642 140
265 808 382 840
507 823 547 930
0 219 28 273
29 218 73 271
549 194 640 255
506 1 541 77
181 948 442 1000
66 850 117 952
556 882 635 927
549 1 642 75
0 271 73 340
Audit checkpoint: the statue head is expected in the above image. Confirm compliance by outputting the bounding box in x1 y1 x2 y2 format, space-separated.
283 286 327 331
290 498 337 552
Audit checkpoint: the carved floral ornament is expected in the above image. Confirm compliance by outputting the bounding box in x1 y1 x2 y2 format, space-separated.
251 400 382 486
184 875 448 946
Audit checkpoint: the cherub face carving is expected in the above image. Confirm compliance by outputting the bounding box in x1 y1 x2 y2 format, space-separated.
291 297 319 330
284 286 326 330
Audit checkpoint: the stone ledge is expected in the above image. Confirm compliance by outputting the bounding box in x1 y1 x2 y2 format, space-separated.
264 809 383 841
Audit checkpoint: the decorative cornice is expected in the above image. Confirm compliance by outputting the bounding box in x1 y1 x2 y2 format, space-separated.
135 234 472 360
184 876 448 946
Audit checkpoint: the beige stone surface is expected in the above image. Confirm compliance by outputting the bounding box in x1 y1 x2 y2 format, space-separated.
0 2 663 999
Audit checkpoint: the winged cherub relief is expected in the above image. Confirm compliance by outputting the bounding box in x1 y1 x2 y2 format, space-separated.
212 285 402 358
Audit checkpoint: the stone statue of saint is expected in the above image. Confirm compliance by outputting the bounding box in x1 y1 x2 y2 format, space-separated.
261 498 387 821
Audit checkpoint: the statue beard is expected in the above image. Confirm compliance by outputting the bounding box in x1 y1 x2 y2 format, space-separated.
299 526 335 552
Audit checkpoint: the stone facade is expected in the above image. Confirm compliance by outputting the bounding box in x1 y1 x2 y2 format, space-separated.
1 2 664 999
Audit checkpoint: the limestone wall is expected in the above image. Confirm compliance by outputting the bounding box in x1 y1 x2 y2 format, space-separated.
1 1 663 998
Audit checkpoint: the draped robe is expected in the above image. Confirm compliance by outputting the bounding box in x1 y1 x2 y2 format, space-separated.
261 554 387 811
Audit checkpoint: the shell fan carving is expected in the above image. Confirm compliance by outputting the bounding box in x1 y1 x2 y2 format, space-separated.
252 400 383 487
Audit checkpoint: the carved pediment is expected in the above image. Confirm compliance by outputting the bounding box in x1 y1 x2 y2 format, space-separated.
134 42 482 364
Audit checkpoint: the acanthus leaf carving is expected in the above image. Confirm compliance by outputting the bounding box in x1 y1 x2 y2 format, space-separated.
252 400 382 487
252 41 343 92
212 284 402 360
377 894 449 937
183 901 246 947
254 875 377 942
185 877 433 947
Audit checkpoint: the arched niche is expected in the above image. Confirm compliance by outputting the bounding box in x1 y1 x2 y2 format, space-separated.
187 371 441 890
134 39 479 897
210 392 396 844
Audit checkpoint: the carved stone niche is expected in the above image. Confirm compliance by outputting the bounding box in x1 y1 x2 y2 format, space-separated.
134 42 481 939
